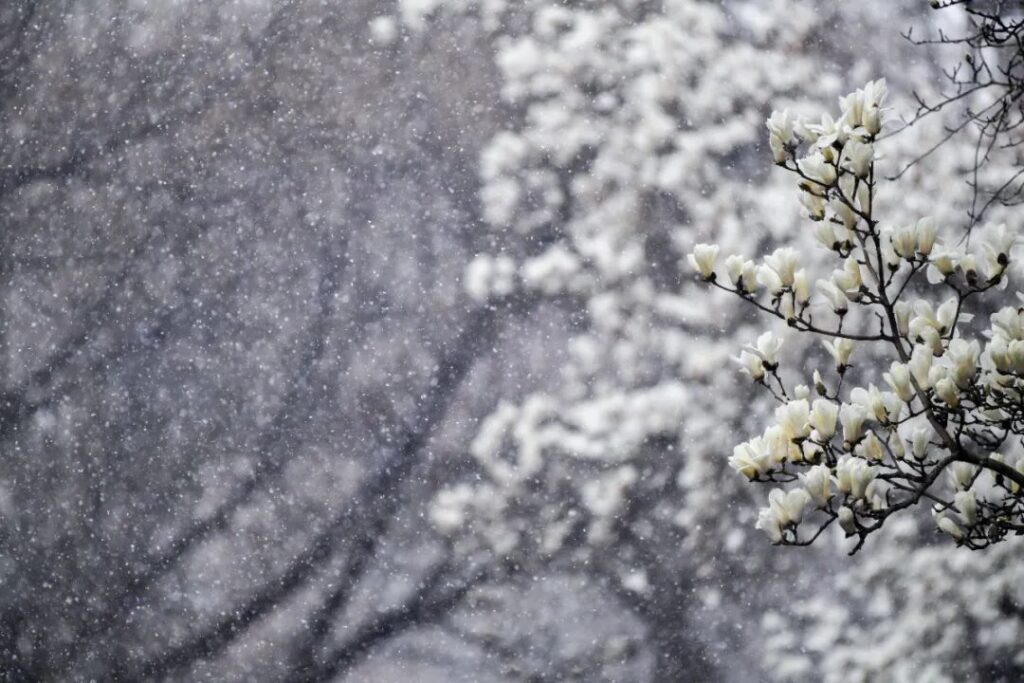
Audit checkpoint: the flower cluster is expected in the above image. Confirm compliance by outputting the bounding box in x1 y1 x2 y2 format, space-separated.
690 80 1024 552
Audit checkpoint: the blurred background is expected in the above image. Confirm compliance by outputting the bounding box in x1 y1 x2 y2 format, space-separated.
0 1 1022 681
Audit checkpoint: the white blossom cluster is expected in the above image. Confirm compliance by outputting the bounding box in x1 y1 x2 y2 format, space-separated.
691 80 1024 552
400 0 1021 676
761 515 1024 682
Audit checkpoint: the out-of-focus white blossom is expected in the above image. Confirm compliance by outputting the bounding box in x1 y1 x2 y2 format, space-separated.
465 253 517 302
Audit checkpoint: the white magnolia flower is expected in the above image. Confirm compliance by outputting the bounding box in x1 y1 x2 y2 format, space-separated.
909 344 933 389
888 432 906 459
920 326 944 355
926 250 957 284
763 247 800 287
954 490 978 527
835 455 877 499
763 425 795 463
881 391 905 423
934 377 960 407
802 440 823 463
916 216 937 256
860 78 887 135
746 331 783 367
839 403 868 447
769 133 787 164
816 279 849 315
982 247 1006 284
803 112 844 152
814 222 838 251
893 300 911 336
775 399 811 441
767 487 812 526
1003 340 1024 375
798 153 837 187
857 430 884 461
982 222 1016 262
832 257 863 296
810 398 839 440
766 109 795 163
992 306 1024 341
756 506 783 543
800 191 826 221
958 253 979 283
734 349 765 381
946 338 980 388
725 254 758 293
884 362 915 402
767 109 795 143
779 292 796 323
837 505 856 535
911 426 932 460
842 139 874 178
829 198 857 231
823 338 856 370
688 243 719 280
947 461 976 491
801 464 833 507
730 438 773 479
849 385 887 424
724 254 744 286
891 224 917 259
757 264 785 295
813 369 827 395
793 269 811 306
936 514 965 541
910 297 959 339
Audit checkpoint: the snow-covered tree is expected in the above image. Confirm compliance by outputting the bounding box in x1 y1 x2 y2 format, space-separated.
696 77 1024 553
400 0 1006 677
